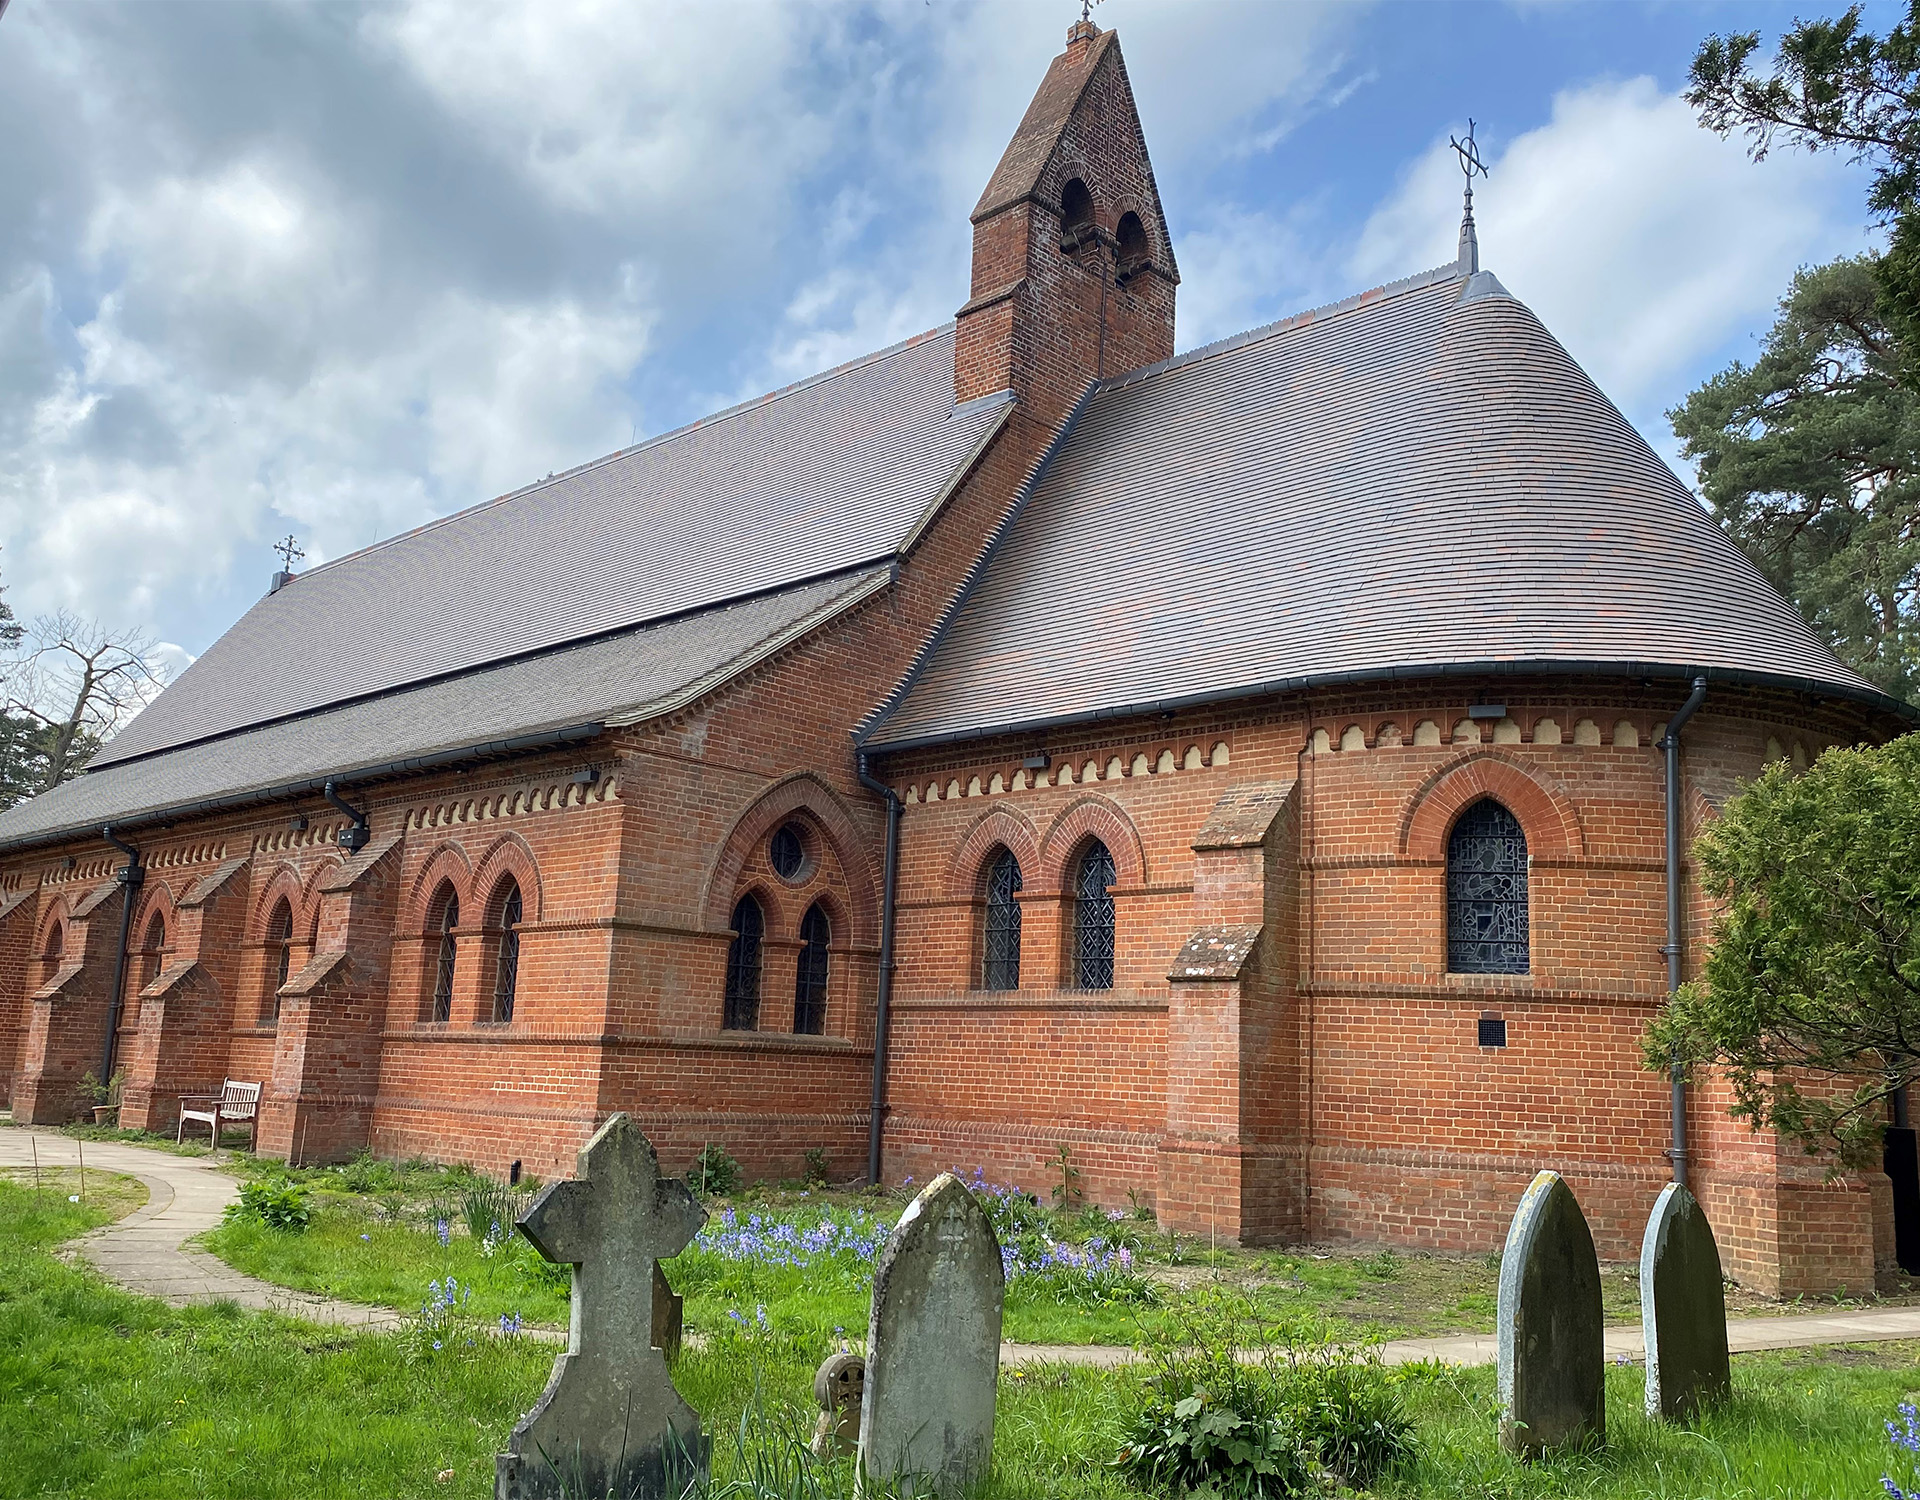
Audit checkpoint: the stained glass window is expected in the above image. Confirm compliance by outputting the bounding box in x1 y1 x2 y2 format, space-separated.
794 902 830 1035
1447 799 1528 974
493 881 522 1023
1073 840 1117 990
982 849 1023 991
431 890 459 1022
724 895 764 1030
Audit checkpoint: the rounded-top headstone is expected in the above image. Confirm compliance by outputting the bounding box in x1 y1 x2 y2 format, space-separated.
1497 1169 1604 1457
858 1172 1005 1498
1640 1182 1730 1421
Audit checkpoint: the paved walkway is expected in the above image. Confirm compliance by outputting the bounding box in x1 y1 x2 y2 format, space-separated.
0 1125 403 1329
11 1125 1920 1366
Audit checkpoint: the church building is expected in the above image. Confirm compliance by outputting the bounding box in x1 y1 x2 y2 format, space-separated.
0 24 1907 1296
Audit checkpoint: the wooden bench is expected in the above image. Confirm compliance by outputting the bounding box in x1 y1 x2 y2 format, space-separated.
177 1080 262 1150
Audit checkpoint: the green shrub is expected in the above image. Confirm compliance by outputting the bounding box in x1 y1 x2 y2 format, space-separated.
689 1143 742 1197
227 1177 311 1232
337 1148 399 1195
803 1146 831 1186
1117 1287 1413 1495
1116 1392 1318 1498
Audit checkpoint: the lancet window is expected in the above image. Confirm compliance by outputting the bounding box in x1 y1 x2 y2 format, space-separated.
1446 798 1529 974
982 848 1023 991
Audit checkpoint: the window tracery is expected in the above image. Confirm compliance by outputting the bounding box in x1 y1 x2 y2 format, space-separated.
982 849 1023 991
1072 840 1116 990
1447 799 1529 974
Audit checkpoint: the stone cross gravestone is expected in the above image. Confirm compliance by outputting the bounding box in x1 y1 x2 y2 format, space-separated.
858 1172 1004 1497
496 1114 707 1500
1497 1169 1604 1457
1640 1181 1730 1421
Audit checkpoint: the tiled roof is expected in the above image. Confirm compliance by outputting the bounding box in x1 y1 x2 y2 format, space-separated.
93 327 1009 769
0 569 886 849
972 30 1116 222
862 265 1902 752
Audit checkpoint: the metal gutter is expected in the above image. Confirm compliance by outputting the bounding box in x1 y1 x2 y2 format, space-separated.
855 752 902 1187
1657 676 1709 1190
857 657 1913 756
98 826 144 1088
0 723 606 857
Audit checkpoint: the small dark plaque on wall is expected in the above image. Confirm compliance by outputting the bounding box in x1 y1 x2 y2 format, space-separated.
1478 1015 1508 1048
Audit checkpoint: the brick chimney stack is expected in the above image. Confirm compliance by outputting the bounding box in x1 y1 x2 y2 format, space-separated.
954 26 1178 427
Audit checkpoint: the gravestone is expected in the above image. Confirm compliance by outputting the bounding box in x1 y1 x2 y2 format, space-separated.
496 1114 707 1500
858 1173 1004 1497
810 1351 865 1460
1640 1182 1730 1421
1497 1169 1604 1457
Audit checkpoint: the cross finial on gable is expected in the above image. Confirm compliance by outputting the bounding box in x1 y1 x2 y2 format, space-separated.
497 1114 708 1500
1448 119 1490 275
272 534 305 573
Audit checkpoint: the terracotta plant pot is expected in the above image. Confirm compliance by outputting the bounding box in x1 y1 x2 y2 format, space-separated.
92 1105 119 1126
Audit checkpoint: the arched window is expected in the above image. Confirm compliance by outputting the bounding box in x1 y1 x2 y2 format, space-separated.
266 898 294 1019
1447 799 1529 974
1072 840 1117 990
139 912 168 993
794 902 830 1035
723 895 764 1030
1060 177 1094 249
982 849 1023 991
492 879 523 1024
430 886 459 1023
1115 210 1148 279
41 920 64 984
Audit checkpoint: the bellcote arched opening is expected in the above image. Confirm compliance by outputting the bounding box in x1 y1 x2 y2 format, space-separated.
1059 177 1095 251
1115 210 1149 282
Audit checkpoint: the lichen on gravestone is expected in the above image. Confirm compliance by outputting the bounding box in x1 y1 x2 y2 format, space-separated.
495 1114 707 1500
858 1173 1004 1497
1496 1169 1604 1458
1640 1182 1730 1421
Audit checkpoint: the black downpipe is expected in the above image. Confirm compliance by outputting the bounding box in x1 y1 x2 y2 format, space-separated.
323 780 371 851
99 825 145 1088
1657 676 1709 1188
856 753 902 1187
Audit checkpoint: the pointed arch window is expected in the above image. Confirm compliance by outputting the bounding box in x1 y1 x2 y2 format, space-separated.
1447 799 1529 974
724 895 764 1030
492 879 523 1023
266 898 294 1019
982 849 1023 991
430 887 459 1022
794 902 830 1035
1072 840 1117 990
139 912 168 995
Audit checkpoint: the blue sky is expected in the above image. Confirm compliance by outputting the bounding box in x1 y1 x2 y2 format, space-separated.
0 0 1892 669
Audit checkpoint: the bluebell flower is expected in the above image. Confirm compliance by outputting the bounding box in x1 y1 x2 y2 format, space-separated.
436 1219 451 1247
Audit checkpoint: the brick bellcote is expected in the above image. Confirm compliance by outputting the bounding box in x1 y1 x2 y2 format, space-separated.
954 24 1179 426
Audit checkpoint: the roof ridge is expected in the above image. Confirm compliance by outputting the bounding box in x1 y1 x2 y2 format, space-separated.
1096 257 1470 397
298 323 957 582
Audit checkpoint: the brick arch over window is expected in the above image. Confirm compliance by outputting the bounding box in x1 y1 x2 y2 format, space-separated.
35 898 72 965
404 843 475 935
701 774 880 947
1400 752 1584 861
131 880 177 947
250 863 321 946
472 832 543 925
946 806 1043 902
1036 795 1147 893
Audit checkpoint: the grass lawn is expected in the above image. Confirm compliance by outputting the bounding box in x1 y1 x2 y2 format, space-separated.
3 1164 1919 1497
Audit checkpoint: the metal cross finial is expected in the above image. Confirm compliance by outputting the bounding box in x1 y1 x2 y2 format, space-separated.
1450 118 1489 197
1448 118 1490 275
1079 0 1101 27
272 534 305 572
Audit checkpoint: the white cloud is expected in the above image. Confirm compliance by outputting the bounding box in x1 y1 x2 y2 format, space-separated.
1352 76 1874 426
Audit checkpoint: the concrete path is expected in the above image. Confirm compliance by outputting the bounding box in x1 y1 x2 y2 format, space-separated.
0 1125 403 1330
11 1125 1920 1366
